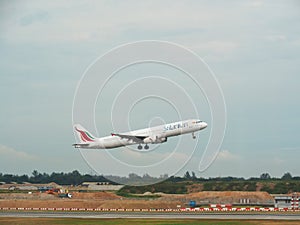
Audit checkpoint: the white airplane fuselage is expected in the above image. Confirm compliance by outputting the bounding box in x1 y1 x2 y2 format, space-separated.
73 119 207 150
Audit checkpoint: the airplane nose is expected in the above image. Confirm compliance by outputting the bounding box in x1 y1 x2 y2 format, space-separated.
202 122 208 129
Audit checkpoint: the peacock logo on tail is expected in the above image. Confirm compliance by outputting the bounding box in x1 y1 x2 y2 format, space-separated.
75 127 95 142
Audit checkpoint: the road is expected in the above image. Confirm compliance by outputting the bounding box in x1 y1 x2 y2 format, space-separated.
1 211 300 220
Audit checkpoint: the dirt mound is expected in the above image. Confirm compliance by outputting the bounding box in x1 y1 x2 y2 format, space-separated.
0 198 180 209
188 191 272 200
0 193 56 200
0 199 102 209
186 191 273 204
159 191 273 205
71 192 121 200
100 199 181 209
0 191 274 209
0 192 122 209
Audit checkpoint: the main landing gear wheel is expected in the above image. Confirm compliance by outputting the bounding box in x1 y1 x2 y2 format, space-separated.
144 144 149 150
192 132 196 139
137 145 142 150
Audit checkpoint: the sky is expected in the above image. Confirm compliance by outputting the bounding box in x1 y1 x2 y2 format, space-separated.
0 0 300 179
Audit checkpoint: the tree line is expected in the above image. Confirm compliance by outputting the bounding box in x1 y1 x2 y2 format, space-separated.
0 170 299 186
118 172 300 195
0 170 110 185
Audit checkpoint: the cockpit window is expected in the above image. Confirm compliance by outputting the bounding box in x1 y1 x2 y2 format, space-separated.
196 120 202 123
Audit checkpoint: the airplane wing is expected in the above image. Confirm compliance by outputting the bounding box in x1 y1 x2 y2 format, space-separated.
111 133 147 143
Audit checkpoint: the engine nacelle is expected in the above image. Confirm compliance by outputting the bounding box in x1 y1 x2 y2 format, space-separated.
157 137 167 143
143 135 167 144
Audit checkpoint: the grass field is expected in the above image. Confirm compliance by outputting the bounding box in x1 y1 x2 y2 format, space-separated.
1 218 300 225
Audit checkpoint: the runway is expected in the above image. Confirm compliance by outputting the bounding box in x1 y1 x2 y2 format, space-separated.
1 211 300 220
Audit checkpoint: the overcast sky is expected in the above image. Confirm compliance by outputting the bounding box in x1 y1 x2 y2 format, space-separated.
0 1 299 178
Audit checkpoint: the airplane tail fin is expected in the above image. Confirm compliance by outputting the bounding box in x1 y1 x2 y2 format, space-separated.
74 124 96 143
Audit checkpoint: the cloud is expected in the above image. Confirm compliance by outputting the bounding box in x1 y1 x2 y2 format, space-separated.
246 0 264 8
0 1 252 44
0 144 92 175
0 145 38 161
265 34 287 42
19 10 50 26
272 157 285 165
216 150 240 162
280 147 300 151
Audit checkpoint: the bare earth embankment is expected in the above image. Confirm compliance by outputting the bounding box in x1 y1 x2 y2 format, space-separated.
0 191 273 209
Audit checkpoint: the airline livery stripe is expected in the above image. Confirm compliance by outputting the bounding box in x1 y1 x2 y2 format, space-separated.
85 131 94 139
80 133 88 142
75 127 95 142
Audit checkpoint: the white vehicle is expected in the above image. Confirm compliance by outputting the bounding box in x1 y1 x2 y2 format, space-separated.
73 119 207 150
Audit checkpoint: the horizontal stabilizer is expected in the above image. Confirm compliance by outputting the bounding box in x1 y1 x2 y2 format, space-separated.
72 143 90 148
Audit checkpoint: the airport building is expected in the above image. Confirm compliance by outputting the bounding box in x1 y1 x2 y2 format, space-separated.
273 193 299 209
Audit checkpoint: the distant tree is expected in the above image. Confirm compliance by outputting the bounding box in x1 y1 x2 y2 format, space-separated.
2 174 13 183
32 170 39 178
17 175 29 183
191 171 197 180
243 181 257 191
260 184 273 193
129 173 140 179
184 171 191 179
30 170 44 183
128 173 141 183
50 172 65 184
67 170 82 185
260 173 271 180
159 174 168 179
292 176 300 180
281 172 292 180
167 176 183 182
142 173 151 178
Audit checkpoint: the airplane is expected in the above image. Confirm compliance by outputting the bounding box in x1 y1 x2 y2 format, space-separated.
73 119 207 150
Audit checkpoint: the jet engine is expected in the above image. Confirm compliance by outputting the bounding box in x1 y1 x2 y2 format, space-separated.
143 135 167 144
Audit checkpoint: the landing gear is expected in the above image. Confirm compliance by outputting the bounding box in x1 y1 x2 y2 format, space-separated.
192 132 196 139
137 144 149 150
